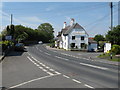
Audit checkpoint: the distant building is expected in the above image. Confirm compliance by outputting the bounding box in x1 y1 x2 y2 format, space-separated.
55 18 89 50
88 37 97 52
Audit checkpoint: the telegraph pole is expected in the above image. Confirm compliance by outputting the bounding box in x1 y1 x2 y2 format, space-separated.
110 2 113 30
11 14 13 25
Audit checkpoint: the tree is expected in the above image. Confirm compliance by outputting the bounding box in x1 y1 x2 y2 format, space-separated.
38 23 54 43
106 25 120 45
94 34 105 50
94 34 105 43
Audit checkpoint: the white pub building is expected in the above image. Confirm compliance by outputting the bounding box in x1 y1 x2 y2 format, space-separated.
55 18 89 50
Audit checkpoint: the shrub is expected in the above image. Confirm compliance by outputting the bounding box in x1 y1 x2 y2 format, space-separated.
111 44 120 54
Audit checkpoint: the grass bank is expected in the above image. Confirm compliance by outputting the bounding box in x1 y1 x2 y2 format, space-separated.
98 53 120 62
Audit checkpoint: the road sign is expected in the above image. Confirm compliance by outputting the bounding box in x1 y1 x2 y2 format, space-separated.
5 36 12 40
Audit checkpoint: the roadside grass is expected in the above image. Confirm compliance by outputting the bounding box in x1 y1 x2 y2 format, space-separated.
98 53 120 62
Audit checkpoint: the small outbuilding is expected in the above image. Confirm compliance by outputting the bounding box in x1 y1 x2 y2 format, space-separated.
88 37 97 52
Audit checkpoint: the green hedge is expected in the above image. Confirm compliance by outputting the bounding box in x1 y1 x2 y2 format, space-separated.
111 44 120 54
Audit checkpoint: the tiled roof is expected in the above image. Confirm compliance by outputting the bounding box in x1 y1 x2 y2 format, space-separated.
61 23 88 36
88 38 97 43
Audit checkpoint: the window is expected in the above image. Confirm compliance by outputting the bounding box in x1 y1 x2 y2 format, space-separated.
72 36 75 40
70 43 75 48
81 36 84 40
81 43 85 48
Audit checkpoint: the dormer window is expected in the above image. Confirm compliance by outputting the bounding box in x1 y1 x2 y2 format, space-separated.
72 36 75 40
81 36 84 40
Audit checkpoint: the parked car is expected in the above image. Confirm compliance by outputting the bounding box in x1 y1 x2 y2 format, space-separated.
14 43 25 51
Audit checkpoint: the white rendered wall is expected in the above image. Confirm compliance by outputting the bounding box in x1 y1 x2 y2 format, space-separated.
68 28 88 49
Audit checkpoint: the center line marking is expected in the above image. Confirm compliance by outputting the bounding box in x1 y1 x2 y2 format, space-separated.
46 66 50 69
84 84 94 88
42 69 47 72
39 67 43 69
54 71 61 75
72 79 81 84
49 69 54 71
63 75 70 79
46 72 54 75
44 52 51 55
80 63 108 70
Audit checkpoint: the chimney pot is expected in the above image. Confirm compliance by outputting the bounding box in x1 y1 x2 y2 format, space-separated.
70 18 75 26
63 21 67 29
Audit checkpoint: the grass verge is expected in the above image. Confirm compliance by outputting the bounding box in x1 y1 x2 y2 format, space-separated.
98 53 120 62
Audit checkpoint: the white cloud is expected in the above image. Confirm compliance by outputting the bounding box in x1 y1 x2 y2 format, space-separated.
1 11 39 30
1 11 55 31
20 16 44 23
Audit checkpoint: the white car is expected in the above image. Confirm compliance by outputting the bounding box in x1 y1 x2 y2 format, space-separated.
38 41 43 44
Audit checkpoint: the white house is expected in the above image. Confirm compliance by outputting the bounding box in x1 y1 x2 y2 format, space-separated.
55 18 89 50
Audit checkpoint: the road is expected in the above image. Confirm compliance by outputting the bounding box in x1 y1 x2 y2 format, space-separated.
2 44 119 89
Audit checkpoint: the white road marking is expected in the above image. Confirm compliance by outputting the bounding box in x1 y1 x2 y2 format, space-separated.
9 74 58 89
63 75 70 79
49 69 55 71
54 71 61 74
41 64 46 67
36 64 40 67
39 67 43 69
36 47 38 49
76 57 79 58
64 58 69 61
39 63 43 65
61 53 68 56
84 84 94 88
39 50 42 52
31 56 46 67
42 69 47 72
28 53 31 56
80 63 108 70
55 56 69 61
27 57 39 66
45 66 50 69
72 79 81 84
46 72 54 75
44 52 51 55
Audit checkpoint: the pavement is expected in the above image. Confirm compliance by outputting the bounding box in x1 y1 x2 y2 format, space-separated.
46 45 119 66
0 55 4 62
2 44 119 88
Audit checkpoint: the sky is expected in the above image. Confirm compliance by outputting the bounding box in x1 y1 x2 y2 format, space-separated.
1 1 119 37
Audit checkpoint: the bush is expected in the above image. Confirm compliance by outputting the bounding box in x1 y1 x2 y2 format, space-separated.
111 44 120 54
2 40 14 51
49 43 55 48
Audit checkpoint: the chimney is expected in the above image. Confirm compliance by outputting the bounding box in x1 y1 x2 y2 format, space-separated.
63 22 67 29
70 18 75 26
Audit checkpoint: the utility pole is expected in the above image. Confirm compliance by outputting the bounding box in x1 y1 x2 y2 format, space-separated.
11 14 13 25
110 2 113 31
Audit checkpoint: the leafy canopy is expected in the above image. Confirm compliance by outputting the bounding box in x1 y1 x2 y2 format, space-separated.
106 25 120 45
